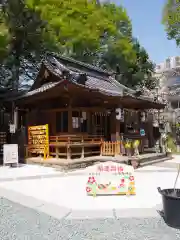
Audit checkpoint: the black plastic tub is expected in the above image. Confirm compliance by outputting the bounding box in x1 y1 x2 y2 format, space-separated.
158 187 180 228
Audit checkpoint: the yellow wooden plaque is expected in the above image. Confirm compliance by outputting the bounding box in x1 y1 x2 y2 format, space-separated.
28 124 49 159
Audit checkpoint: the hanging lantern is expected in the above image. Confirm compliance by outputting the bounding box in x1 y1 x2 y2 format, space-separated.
116 108 122 120
140 112 146 122
82 112 86 120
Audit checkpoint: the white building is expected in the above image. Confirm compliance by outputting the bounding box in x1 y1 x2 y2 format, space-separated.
155 56 180 88
155 56 180 117
155 56 180 73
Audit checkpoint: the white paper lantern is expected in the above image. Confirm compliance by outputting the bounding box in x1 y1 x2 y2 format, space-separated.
116 108 121 120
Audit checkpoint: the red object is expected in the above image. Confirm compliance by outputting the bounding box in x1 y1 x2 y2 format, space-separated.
120 184 124 188
103 166 109 172
118 166 124 172
129 176 134 181
88 177 96 184
121 178 125 183
86 187 91 192
110 166 116 171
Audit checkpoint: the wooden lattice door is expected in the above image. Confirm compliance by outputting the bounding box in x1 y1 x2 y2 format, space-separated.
90 112 110 138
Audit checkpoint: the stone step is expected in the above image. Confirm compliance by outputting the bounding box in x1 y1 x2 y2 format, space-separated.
139 157 172 168
140 153 167 163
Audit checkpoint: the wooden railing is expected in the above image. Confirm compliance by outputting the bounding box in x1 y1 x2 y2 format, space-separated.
49 135 103 159
26 134 124 159
101 141 121 156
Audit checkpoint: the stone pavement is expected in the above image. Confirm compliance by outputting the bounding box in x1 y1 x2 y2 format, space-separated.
0 198 180 240
0 164 63 182
0 162 180 239
0 165 179 212
0 164 179 215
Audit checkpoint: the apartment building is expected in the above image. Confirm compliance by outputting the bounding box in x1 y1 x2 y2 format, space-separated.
155 56 180 88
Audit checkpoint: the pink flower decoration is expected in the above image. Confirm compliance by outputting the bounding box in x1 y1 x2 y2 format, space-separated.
118 167 123 172
86 187 91 193
88 177 96 184
121 179 125 183
120 184 124 188
129 176 134 181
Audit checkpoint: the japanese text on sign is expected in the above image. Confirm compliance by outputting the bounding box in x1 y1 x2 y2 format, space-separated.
3 144 18 165
86 162 136 196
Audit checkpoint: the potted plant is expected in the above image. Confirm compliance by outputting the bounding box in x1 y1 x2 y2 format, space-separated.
165 134 176 157
132 139 140 156
158 134 180 228
124 139 132 157
124 139 131 164
158 165 180 228
166 147 172 157
131 140 140 169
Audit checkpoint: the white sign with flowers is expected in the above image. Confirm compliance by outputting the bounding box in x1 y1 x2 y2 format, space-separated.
86 162 135 196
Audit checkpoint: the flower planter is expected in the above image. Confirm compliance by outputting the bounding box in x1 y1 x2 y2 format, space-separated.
158 187 180 228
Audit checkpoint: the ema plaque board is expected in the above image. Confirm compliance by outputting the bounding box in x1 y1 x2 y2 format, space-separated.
86 162 136 196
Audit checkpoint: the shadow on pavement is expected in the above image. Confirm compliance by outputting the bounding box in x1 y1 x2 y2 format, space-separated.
157 210 180 230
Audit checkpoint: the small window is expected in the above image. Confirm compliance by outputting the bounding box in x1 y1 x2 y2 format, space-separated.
171 101 178 109
166 58 171 69
56 111 68 133
175 57 180 67
156 65 161 70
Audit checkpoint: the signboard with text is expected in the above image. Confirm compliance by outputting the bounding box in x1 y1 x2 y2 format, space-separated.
9 124 15 133
3 144 18 165
86 162 135 196
28 124 49 158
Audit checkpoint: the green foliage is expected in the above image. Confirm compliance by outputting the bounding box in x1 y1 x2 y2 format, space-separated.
0 0 59 89
166 133 177 153
25 0 135 63
0 0 157 91
0 9 9 61
162 0 180 45
99 38 157 89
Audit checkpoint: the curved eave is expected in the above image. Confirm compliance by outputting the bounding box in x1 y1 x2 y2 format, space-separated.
121 96 165 109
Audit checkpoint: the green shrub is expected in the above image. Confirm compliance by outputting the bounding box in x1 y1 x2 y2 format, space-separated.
166 134 177 153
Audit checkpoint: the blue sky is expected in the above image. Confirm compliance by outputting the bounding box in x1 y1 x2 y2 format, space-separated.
115 0 180 64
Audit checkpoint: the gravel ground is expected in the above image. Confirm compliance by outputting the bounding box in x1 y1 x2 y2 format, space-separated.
0 198 180 240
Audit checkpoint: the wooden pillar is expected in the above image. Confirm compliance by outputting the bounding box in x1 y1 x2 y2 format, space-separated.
115 118 120 141
148 120 154 148
87 111 91 134
110 109 120 141
13 107 18 130
68 98 72 134
50 112 56 135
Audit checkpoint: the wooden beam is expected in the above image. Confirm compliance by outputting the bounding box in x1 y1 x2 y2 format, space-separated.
42 107 111 112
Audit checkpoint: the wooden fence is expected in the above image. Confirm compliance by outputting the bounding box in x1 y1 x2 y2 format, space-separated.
101 141 121 156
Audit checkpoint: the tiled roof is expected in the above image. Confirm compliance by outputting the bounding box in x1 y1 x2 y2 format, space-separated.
84 76 123 96
47 52 113 76
23 56 125 98
47 56 124 95
19 56 164 107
